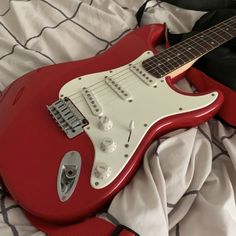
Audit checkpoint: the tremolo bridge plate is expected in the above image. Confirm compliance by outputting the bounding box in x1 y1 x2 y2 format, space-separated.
47 98 88 138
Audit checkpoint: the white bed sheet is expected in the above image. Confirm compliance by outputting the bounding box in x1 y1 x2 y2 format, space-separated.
0 1 236 235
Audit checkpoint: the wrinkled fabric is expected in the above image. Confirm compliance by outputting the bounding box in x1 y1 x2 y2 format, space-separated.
108 78 236 236
0 1 236 236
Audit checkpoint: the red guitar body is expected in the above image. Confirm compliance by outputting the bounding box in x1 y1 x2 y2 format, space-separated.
0 24 231 234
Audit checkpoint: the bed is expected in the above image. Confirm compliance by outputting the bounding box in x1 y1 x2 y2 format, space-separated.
0 1 236 235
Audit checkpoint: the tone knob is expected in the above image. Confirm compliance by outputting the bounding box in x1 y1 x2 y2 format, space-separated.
94 162 112 180
98 116 113 131
100 137 116 153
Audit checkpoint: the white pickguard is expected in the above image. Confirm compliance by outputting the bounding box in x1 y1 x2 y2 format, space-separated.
59 51 218 189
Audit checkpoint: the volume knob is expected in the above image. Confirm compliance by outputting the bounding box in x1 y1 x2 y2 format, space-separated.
94 162 112 180
98 116 113 131
100 137 116 153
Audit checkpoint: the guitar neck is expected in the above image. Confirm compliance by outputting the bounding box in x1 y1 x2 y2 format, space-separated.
142 15 236 78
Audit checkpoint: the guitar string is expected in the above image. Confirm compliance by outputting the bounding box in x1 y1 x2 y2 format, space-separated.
73 73 146 108
143 15 236 72
71 34 235 105
68 16 235 101
66 16 235 104
68 66 139 100
72 71 139 105
73 76 140 108
71 17 236 105
71 15 236 102
145 21 235 74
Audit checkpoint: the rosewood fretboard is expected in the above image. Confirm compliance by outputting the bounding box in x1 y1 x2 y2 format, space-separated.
142 15 236 78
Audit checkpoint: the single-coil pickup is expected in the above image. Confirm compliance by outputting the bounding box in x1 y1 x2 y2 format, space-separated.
129 64 157 87
82 87 103 116
105 77 132 101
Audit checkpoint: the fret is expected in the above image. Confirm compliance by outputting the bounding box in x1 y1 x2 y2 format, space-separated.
160 53 180 69
143 57 166 72
143 57 175 78
170 45 196 61
221 19 236 36
190 40 210 54
142 66 162 78
165 58 181 68
146 56 175 73
189 34 216 52
161 47 187 64
148 67 165 77
181 40 204 57
143 58 158 69
205 30 227 44
197 32 219 45
212 27 233 40
142 15 236 77
209 28 232 41
142 59 166 77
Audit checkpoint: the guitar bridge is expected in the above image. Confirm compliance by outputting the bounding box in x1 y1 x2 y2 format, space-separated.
47 98 88 139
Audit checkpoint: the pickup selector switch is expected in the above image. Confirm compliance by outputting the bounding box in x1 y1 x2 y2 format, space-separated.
100 137 116 153
98 116 113 131
94 162 112 180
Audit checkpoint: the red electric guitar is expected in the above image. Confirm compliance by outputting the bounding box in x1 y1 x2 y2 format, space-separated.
0 16 235 231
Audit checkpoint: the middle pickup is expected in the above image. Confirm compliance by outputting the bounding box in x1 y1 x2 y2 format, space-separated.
105 77 132 101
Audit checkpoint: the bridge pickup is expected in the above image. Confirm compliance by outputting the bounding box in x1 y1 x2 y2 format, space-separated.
82 87 103 116
47 98 88 139
129 63 157 87
105 77 132 101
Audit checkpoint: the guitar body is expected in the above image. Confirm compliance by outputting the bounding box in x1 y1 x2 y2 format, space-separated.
0 24 223 224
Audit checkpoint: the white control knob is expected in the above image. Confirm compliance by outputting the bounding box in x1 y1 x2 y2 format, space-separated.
100 137 116 153
98 116 113 131
94 162 112 180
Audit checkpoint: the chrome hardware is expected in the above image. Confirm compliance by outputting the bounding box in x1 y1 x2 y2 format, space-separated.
47 98 88 139
57 151 81 202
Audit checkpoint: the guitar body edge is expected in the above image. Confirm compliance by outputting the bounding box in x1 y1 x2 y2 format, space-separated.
0 23 223 226
0 24 166 223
